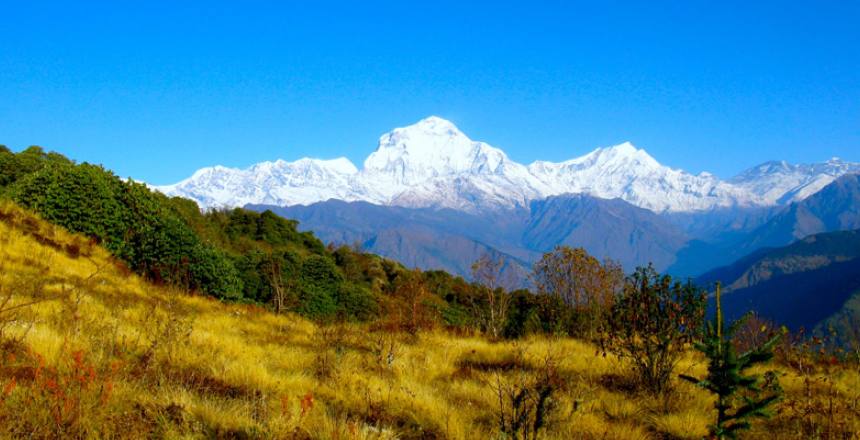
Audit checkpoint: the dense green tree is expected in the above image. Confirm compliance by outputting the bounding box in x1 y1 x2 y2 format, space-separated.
504 290 547 338
335 283 378 320
0 146 72 188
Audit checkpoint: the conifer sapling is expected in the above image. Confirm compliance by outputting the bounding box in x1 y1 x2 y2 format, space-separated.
680 282 784 439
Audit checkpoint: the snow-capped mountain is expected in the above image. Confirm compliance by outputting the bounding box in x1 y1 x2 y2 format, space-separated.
155 116 859 214
363 116 512 185
527 142 753 212
730 158 860 205
156 157 364 208
359 116 550 211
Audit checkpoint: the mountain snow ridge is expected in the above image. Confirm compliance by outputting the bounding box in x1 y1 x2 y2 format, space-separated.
155 116 859 214
730 157 860 205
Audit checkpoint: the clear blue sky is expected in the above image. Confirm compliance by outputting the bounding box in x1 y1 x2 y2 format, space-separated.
1 1 858 184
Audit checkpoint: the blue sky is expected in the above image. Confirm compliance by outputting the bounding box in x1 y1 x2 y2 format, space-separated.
1 1 858 184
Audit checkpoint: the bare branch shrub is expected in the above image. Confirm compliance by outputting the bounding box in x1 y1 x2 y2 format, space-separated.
471 253 515 339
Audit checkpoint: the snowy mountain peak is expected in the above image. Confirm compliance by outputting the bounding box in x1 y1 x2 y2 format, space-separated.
250 157 358 175
301 157 358 174
531 142 660 174
525 141 747 212
375 116 466 150
410 115 462 134
363 117 511 185
584 142 659 167
731 157 860 204
605 141 637 154
192 165 229 176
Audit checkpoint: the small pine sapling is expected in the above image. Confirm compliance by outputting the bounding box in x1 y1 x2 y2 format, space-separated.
680 282 784 439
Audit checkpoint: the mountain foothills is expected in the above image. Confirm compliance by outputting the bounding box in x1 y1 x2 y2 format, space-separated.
669 173 860 276
697 229 860 341
158 117 860 279
2 144 859 439
255 193 689 278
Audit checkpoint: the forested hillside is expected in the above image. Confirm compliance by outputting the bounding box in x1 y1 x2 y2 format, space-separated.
697 229 860 342
0 146 610 336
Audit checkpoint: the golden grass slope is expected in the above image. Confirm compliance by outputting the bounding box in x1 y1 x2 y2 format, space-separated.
0 200 858 439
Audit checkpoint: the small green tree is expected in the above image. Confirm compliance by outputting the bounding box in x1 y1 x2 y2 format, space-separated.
680 283 783 439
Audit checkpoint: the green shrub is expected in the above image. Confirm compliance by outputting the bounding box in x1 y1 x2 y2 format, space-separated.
0 146 72 188
9 163 124 242
335 283 378 321
188 244 244 299
441 302 472 329
603 265 706 394
297 256 343 320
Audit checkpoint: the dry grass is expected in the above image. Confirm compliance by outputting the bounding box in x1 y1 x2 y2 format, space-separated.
0 200 858 439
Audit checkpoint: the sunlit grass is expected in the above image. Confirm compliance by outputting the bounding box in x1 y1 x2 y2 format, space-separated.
0 200 858 439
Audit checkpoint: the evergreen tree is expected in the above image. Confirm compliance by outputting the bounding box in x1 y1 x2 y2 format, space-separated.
680 283 783 439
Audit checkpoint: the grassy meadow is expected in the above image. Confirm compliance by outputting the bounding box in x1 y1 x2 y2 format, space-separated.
1 201 859 439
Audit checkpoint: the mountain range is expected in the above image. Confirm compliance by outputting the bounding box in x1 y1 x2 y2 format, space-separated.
157 117 860 280
157 116 860 214
669 174 860 276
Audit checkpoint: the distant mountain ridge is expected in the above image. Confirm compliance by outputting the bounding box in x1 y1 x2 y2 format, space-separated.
251 193 691 278
730 158 860 204
669 174 860 277
156 116 860 214
696 229 860 338
267 175 859 284
739 174 860 250
698 228 860 292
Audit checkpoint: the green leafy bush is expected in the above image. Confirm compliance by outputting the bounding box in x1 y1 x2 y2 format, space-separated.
297 256 344 320
603 265 706 394
0 146 71 187
335 283 378 321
